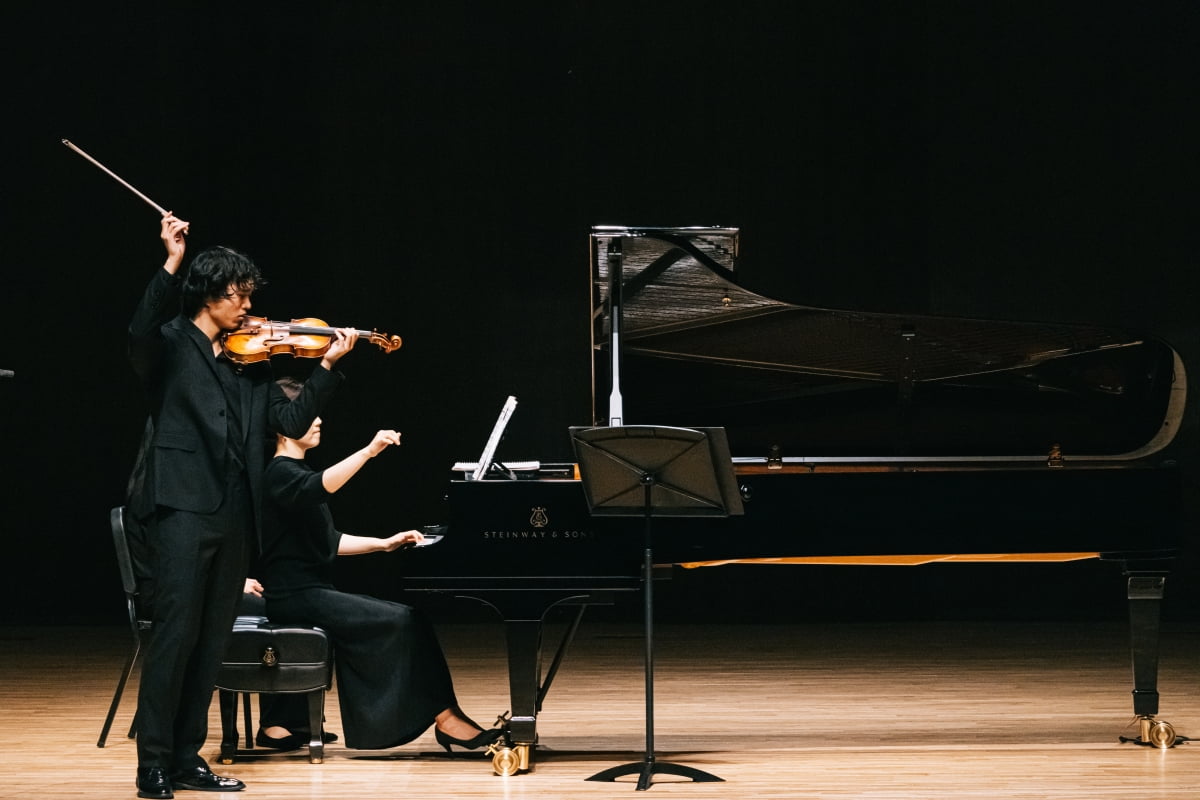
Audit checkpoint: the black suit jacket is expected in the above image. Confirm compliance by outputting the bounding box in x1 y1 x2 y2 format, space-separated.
128 268 341 540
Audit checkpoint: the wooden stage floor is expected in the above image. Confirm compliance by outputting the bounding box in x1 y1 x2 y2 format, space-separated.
4 620 1200 799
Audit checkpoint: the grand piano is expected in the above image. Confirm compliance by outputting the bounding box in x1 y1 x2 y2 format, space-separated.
402 226 1187 774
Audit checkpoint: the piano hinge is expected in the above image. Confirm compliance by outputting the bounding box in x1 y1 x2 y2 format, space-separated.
1046 443 1064 468
767 444 782 470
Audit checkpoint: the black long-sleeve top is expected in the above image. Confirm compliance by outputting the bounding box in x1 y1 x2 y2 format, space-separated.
259 456 340 598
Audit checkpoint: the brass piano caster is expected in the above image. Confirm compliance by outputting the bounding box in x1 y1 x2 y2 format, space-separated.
487 741 530 776
1121 715 1179 748
1141 716 1177 749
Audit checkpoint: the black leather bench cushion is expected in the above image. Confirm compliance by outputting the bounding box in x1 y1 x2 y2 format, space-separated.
216 617 332 693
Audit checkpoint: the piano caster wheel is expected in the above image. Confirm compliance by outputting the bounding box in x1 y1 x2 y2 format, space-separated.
219 757 234 766
1142 716 1177 749
488 742 530 776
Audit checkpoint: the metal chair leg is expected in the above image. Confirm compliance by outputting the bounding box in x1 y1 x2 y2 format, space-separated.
97 637 141 747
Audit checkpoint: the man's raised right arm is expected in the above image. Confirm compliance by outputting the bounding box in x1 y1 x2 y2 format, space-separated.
129 214 190 374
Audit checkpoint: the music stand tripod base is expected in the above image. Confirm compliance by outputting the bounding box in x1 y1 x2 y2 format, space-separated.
587 757 724 790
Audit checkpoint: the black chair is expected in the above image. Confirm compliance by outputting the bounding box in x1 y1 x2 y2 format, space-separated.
98 506 152 748
215 600 333 764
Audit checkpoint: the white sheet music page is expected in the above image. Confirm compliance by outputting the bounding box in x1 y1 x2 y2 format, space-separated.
470 396 518 480
452 460 540 473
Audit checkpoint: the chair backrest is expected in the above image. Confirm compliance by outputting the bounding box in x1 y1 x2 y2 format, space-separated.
110 505 154 631
110 506 138 598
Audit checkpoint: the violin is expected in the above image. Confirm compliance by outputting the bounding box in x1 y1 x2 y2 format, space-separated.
222 317 402 364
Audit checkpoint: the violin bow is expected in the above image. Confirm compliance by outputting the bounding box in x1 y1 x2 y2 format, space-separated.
62 139 170 216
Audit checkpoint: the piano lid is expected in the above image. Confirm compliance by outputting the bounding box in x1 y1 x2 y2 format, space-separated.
590 226 1186 461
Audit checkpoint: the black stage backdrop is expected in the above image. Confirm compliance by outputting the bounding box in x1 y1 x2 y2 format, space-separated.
2 2 1198 625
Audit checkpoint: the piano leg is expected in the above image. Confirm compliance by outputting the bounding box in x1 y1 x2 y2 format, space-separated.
1121 565 1181 748
489 597 598 776
504 619 541 748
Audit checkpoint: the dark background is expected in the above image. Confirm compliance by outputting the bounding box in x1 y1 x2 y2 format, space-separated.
3 2 1197 626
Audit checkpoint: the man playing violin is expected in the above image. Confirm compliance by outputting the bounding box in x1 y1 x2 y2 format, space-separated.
127 213 358 799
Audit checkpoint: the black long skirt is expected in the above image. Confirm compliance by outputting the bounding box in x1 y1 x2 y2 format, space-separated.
265 587 457 749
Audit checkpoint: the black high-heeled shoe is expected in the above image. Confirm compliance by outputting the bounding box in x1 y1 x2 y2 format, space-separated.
255 728 339 750
435 726 503 752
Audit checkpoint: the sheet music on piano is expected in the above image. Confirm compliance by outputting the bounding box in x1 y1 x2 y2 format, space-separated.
452 395 540 480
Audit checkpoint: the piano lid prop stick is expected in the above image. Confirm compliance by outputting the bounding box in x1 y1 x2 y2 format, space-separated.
61 139 171 217
606 237 624 426
608 323 623 426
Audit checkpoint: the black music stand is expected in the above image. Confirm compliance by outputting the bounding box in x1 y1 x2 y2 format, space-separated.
570 425 743 790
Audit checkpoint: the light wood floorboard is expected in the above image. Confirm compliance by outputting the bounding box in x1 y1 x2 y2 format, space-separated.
4 621 1200 799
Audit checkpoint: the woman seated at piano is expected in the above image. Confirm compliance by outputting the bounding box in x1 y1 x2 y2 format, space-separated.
253 376 502 753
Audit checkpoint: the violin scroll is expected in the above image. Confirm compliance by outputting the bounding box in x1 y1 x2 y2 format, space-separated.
365 330 403 354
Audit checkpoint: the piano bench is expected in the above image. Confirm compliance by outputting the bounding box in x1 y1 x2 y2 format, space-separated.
215 616 333 764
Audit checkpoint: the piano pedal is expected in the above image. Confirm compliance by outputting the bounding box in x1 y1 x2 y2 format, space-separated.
1119 715 1185 748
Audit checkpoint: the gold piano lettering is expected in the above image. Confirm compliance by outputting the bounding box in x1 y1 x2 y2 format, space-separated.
479 529 596 540
553 530 593 539
482 530 548 539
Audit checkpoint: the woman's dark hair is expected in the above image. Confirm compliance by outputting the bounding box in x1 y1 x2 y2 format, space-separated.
276 376 304 402
180 245 265 318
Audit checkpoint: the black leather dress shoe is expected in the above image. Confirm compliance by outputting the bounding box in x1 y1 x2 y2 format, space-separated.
170 766 244 792
136 766 173 799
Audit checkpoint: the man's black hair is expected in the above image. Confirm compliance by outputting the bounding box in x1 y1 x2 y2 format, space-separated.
181 245 265 318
